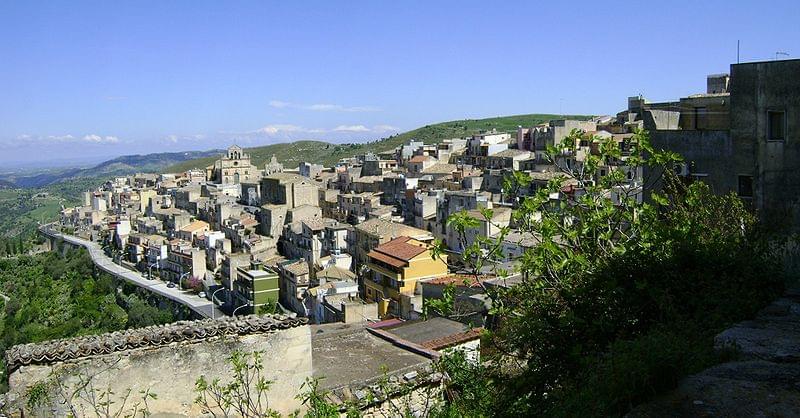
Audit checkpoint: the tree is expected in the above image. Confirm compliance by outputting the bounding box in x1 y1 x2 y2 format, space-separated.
438 129 784 416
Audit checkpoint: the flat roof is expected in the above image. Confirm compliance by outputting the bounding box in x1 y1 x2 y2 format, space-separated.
311 323 429 390
382 317 470 346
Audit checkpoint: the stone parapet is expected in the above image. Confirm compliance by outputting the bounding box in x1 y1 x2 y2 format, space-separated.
5 315 307 373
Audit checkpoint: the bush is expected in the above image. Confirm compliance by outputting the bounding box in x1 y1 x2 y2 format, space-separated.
440 129 784 417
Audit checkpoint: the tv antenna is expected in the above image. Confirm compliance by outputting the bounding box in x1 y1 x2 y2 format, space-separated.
775 51 789 60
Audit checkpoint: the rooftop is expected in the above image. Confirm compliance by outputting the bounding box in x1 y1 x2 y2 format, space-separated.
282 260 310 277
368 236 429 267
491 149 532 158
382 317 482 350
355 218 431 240
421 163 458 174
317 265 356 281
311 323 429 390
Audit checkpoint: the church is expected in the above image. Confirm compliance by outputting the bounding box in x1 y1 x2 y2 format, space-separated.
206 145 260 185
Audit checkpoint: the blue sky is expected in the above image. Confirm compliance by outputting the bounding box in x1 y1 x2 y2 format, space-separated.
1 0 798 167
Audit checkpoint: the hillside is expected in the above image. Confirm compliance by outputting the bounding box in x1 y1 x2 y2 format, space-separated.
166 113 592 172
5 150 223 188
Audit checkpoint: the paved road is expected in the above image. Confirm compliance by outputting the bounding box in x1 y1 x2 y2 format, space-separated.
40 226 224 319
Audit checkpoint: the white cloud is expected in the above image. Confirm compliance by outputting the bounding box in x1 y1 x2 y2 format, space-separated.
269 100 380 112
82 134 119 143
333 125 371 133
268 100 290 108
255 124 306 135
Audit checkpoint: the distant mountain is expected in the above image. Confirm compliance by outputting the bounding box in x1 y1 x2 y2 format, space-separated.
4 150 223 188
166 113 593 173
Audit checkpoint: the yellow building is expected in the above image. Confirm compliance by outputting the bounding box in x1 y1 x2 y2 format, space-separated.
364 236 448 318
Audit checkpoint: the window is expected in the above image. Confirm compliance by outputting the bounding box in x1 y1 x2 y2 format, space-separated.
738 175 753 198
768 111 786 141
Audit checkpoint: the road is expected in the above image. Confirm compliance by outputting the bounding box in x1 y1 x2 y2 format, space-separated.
40 225 224 319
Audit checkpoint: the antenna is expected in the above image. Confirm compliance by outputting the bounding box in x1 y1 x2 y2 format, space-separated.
775 51 789 60
737 40 740 64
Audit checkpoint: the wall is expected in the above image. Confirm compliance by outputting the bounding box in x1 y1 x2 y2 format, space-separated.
731 59 800 228
5 317 312 417
648 129 736 194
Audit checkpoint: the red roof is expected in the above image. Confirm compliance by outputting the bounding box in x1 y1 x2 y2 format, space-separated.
367 250 408 268
420 327 483 350
367 236 430 269
377 237 426 259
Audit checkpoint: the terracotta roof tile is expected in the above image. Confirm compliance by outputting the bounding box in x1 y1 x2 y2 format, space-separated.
420 327 483 351
374 237 427 260
367 250 407 268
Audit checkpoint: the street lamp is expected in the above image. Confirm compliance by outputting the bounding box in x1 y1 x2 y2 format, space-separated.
232 303 249 317
147 256 161 280
178 271 191 291
211 287 226 320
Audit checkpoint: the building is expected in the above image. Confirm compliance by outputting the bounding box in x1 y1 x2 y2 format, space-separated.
443 207 512 253
378 317 482 364
232 266 280 314
208 145 260 185
264 154 284 176
337 192 383 224
638 60 800 228
278 259 311 316
364 236 448 319
162 245 207 283
176 220 209 243
517 119 596 154
260 173 319 209
299 162 325 179
349 218 434 273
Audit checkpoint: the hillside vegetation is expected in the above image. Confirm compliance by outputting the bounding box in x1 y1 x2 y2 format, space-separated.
166 113 592 172
3 150 222 189
0 249 180 390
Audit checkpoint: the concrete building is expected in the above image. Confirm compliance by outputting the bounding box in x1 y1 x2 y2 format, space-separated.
517 119 597 153
349 218 434 273
279 259 311 316
442 207 511 253
163 245 207 283
232 266 280 314
260 173 319 209
299 162 325 179
176 220 209 243
337 192 383 224
639 60 800 228
364 236 448 319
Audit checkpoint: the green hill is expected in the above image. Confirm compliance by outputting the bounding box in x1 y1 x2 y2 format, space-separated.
166 113 592 172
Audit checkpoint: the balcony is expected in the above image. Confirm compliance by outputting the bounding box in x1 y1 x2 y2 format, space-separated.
367 261 401 281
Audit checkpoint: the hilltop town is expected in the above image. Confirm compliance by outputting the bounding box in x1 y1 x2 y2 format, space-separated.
14 58 799 416
56 60 798 325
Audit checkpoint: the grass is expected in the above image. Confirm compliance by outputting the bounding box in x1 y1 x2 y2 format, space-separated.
166 113 593 172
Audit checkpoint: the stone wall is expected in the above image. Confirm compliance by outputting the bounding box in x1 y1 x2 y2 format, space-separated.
628 287 800 417
4 316 312 417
